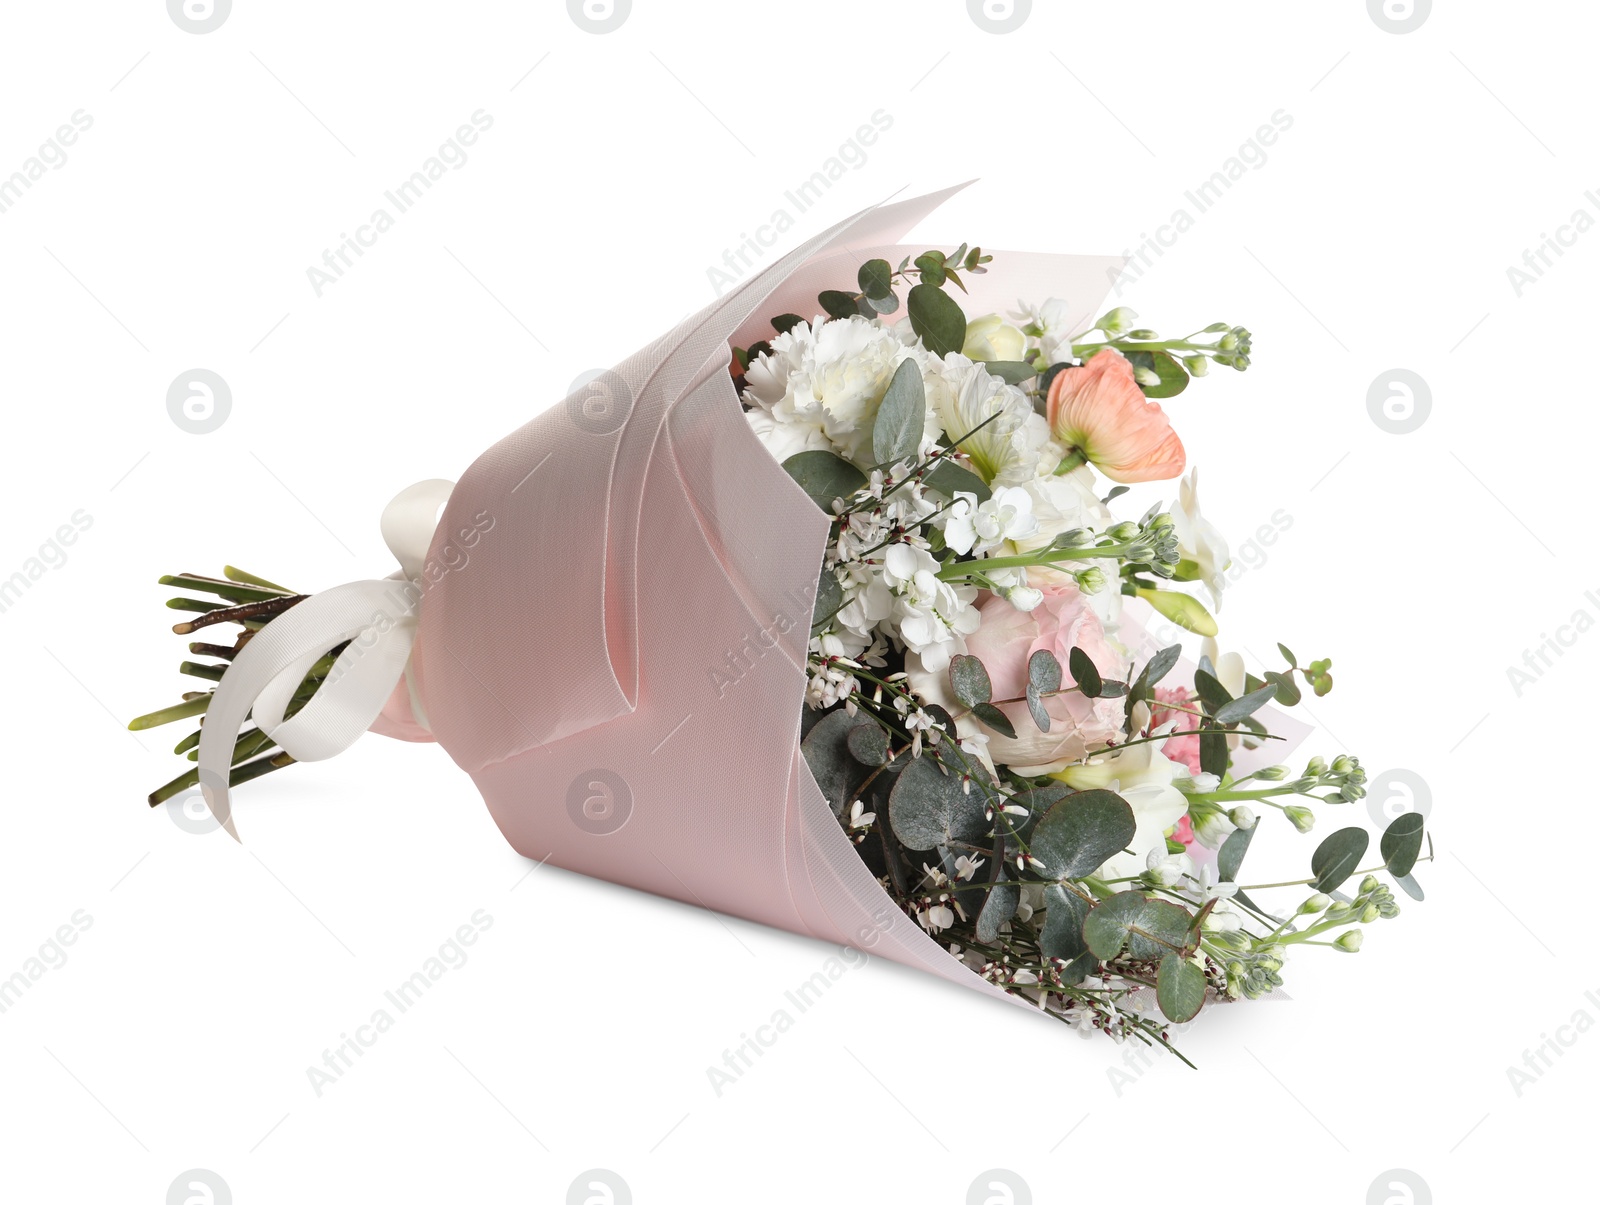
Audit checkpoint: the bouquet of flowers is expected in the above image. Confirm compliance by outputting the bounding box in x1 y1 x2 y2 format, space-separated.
130 187 1427 1062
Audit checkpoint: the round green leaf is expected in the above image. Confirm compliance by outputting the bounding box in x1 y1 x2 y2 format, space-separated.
1032 790 1137 880
1310 827 1370 892
1157 951 1206 1023
907 282 967 356
1379 812 1424 878
1127 899 1194 962
975 879 1019 943
818 290 859 320
924 459 990 503
886 754 989 852
1082 890 1149 961
948 653 992 708
1040 885 1089 962
846 721 889 767
857 258 894 300
782 450 866 513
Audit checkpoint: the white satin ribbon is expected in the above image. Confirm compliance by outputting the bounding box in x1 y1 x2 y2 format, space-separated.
197 479 454 840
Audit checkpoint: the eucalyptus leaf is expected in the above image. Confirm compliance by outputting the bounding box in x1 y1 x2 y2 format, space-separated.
801 710 875 818
810 570 843 636
872 359 927 467
1213 682 1278 726
1310 827 1370 892
886 755 990 852
818 289 859 321
1264 669 1302 707
1157 951 1207 1023
846 721 889 767
1030 789 1137 880
770 313 805 335
1217 823 1254 882
971 702 1017 739
857 258 894 299
1380 812 1425 878
924 459 991 503
1395 872 1425 902
1040 885 1090 962
1277 642 1298 667
1125 349 1190 399
782 450 866 513
1082 890 1149 961
1127 899 1194 962
981 360 1037 385
1026 648 1062 732
1199 724 1228 777
1145 645 1182 685
1193 668 1233 713
1027 649 1063 695
949 654 992 708
975 879 1020 943
907 281 967 356
1068 646 1103 698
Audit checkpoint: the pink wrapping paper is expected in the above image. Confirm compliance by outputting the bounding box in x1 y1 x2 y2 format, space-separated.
365 186 1203 1003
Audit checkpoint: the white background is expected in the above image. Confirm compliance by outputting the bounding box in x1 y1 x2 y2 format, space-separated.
0 1 1588 1201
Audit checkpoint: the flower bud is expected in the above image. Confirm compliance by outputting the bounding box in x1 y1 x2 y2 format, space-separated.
1305 756 1327 777
1228 806 1257 830
1097 306 1137 335
1333 930 1364 953
1360 903 1381 923
962 313 1028 363
1255 764 1289 781
1126 329 1159 341
1183 355 1209 377
1284 805 1315 834
1298 893 1331 915
1359 875 1379 895
1074 567 1107 594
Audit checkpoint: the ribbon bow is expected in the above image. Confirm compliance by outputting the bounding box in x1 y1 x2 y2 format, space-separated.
197 479 453 839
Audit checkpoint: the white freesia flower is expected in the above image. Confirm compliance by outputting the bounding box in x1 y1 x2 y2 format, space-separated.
881 543 979 673
1010 297 1081 365
1173 470 1230 608
962 313 1028 363
942 486 1039 556
1186 862 1239 902
1200 637 1248 750
1055 739 1189 879
1005 465 1121 624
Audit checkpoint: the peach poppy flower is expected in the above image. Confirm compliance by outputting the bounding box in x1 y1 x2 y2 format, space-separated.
1046 350 1186 483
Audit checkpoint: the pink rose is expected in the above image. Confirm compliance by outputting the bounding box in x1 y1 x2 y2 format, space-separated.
938 586 1125 775
1047 349 1186 483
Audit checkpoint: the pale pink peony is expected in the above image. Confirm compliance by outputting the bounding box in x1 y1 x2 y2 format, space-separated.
911 586 1125 776
1046 349 1186 483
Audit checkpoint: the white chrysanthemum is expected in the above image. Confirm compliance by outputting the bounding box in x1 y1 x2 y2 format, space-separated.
744 407 829 463
743 316 932 467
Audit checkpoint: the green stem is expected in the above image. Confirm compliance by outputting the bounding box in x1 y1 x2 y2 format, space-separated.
129 696 211 730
